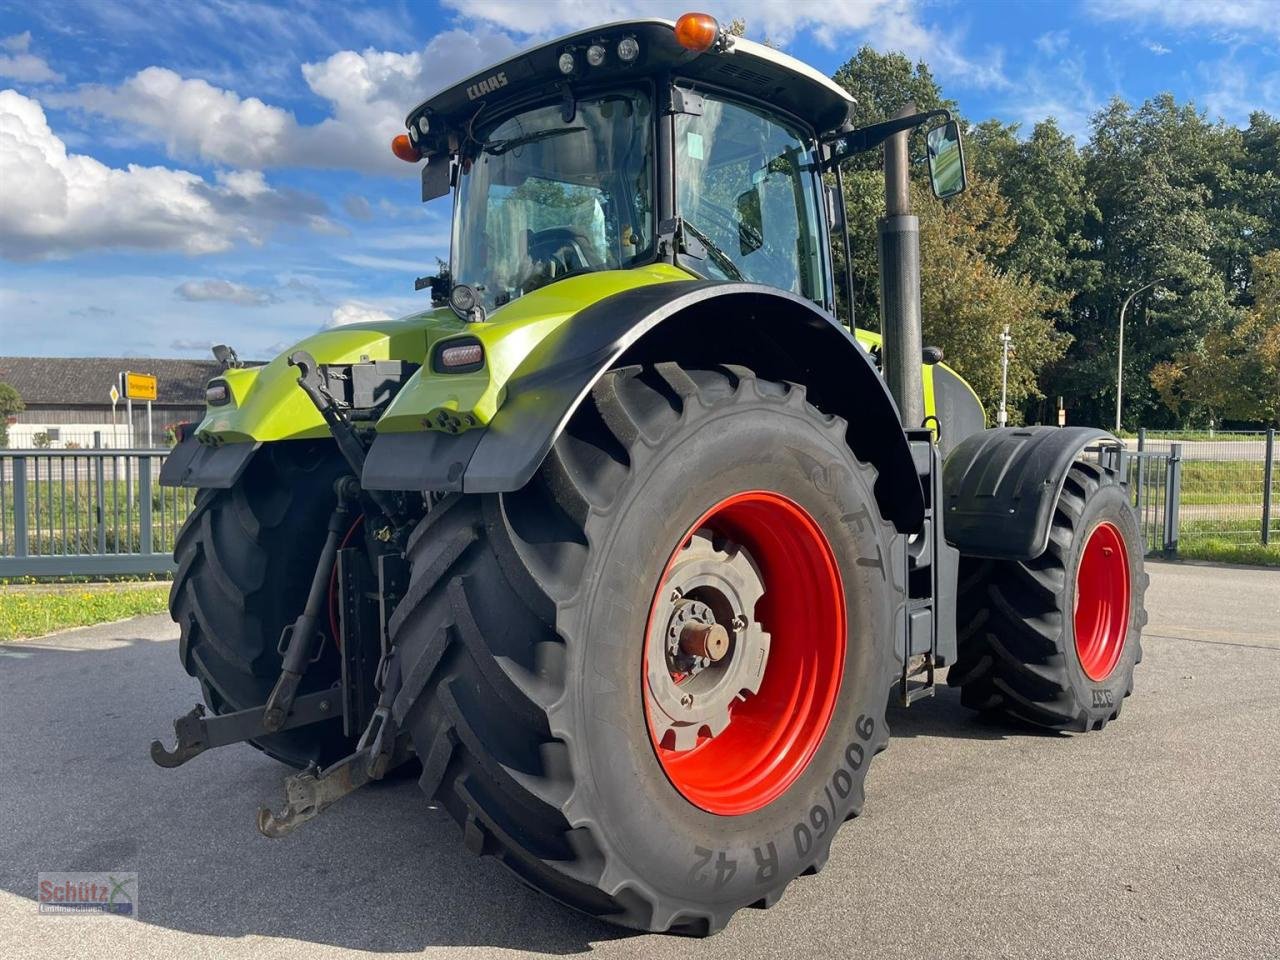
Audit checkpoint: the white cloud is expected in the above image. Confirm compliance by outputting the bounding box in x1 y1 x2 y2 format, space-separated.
0 90 330 260
996 53 1101 143
329 301 394 326
1195 54 1280 125
337 253 431 272
0 31 62 83
343 195 374 220
59 26 520 176
1085 0 1280 40
1035 30 1071 56
175 278 278 305
170 338 216 352
1142 39 1172 55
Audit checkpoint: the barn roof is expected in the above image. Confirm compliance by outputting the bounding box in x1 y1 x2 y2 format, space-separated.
0 357 222 407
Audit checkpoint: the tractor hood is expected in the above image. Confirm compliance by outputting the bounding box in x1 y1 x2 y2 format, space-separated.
193 264 690 444
196 313 455 443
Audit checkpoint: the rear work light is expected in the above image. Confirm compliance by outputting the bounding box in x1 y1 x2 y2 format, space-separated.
674 12 719 52
434 340 484 373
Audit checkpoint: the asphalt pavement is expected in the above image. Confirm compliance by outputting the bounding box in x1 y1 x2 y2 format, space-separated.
1 560 1277 960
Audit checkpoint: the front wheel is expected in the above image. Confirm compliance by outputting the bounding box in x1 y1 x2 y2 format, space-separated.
389 364 903 934
949 459 1148 731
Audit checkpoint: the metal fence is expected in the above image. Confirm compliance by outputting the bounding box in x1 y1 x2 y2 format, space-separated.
0 449 193 577
4 427 162 451
1 430 1272 578
1135 428 1277 551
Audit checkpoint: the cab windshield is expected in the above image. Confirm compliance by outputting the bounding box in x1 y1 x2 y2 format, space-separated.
452 90 655 312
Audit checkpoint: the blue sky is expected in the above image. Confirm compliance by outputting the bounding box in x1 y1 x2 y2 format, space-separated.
1 0 1276 360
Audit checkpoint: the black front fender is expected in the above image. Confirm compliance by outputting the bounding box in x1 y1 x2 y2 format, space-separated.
941 426 1121 560
159 437 259 489
365 280 925 533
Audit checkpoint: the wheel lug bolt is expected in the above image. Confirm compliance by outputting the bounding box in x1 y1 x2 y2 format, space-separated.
680 693 694 708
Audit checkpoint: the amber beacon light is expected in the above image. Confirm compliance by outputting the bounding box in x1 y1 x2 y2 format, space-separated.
674 12 719 52
391 133 421 163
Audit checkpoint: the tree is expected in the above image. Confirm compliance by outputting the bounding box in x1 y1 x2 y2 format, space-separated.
1151 251 1280 426
0 381 22 448
1042 95 1241 428
914 176 1070 419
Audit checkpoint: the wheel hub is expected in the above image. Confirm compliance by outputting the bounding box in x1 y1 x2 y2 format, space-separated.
645 529 771 752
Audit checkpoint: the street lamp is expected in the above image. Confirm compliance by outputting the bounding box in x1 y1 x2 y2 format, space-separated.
998 325 1012 427
1115 277 1166 434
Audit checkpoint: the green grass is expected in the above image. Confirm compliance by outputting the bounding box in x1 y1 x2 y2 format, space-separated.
0 582 170 640
1176 540 1280 567
1178 459 1275 506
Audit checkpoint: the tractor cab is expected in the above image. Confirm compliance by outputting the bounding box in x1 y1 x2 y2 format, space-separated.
399 15 861 319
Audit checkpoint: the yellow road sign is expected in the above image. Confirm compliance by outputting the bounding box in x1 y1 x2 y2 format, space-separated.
123 371 158 401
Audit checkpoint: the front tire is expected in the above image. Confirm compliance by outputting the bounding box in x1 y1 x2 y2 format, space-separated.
949 459 1148 731
389 364 903 934
169 441 357 768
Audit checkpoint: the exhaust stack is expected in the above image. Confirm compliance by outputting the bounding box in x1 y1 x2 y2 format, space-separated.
878 102 925 430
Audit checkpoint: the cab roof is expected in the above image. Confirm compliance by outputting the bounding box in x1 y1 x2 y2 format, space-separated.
405 18 855 150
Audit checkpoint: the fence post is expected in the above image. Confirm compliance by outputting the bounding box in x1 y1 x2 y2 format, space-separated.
94 452 107 556
13 456 28 559
1135 427 1147 515
139 455 154 555
1163 442 1182 558
1263 428 1275 547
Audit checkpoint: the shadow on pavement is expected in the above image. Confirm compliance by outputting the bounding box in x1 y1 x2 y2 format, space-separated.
0 631 628 954
884 681 1063 741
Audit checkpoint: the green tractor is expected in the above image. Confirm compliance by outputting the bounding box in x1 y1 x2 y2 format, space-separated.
154 13 1146 935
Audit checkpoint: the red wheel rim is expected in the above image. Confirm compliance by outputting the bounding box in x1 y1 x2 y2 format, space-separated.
1073 521 1130 682
642 491 846 816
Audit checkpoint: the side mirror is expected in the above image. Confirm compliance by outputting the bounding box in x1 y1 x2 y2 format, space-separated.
421 155 452 202
926 120 967 199
824 183 844 232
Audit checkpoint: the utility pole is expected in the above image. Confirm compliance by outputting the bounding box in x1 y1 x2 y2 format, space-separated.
998 325 1012 427
1116 277 1166 433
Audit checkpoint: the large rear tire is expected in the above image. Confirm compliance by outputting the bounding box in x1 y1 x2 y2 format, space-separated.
949 459 1147 731
169 440 357 768
389 363 903 934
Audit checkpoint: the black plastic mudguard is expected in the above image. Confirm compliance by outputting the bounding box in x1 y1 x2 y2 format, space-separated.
159 437 259 489
941 426 1119 560
364 280 926 534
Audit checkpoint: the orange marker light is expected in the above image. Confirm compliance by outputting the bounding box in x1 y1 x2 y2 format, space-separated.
391 134 421 163
674 12 719 52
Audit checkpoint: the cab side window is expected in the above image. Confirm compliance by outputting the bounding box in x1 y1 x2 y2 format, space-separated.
675 92 825 302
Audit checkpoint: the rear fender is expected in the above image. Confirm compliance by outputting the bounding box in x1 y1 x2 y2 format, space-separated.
364 282 926 534
941 426 1121 560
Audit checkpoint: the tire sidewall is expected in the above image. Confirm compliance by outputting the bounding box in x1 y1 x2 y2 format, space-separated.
1062 479 1143 722
554 384 901 911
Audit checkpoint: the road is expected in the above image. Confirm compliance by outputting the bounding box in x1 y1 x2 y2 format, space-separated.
2 561 1277 960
